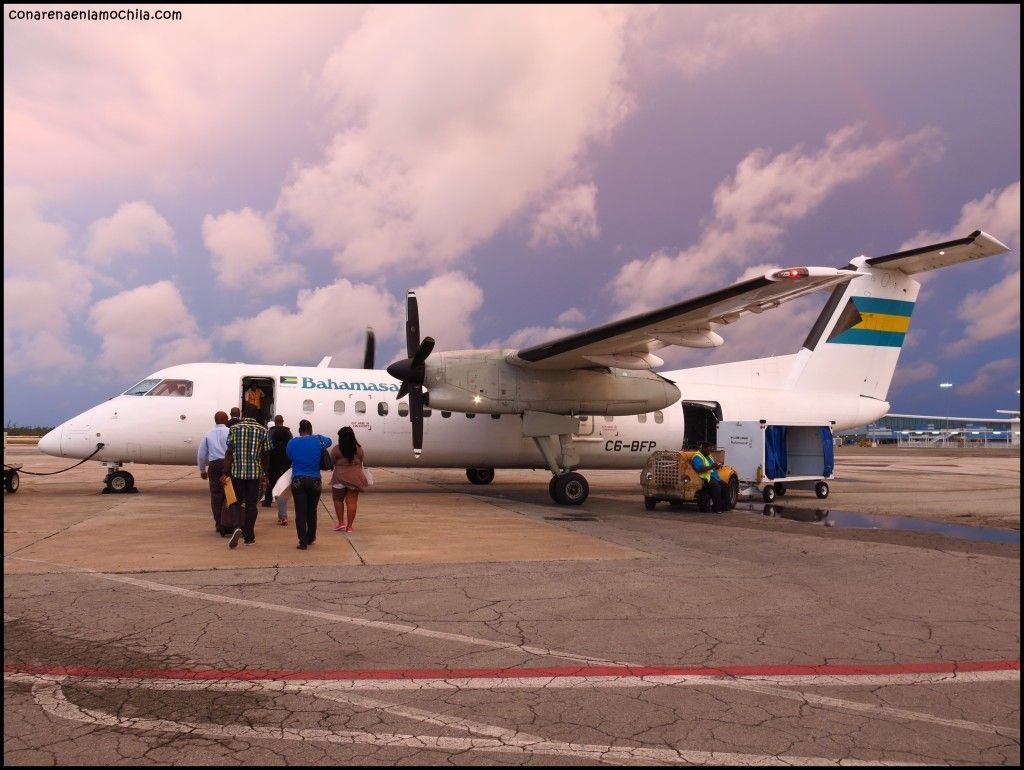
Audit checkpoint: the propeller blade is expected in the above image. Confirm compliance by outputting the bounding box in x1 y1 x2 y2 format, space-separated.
406 291 420 358
396 382 409 400
410 386 424 457
411 336 435 369
363 327 376 370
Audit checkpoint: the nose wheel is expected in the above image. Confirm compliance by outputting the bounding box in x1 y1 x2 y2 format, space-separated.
103 469 137 494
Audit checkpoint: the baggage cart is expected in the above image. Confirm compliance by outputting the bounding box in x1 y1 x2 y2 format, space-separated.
719 420 835 503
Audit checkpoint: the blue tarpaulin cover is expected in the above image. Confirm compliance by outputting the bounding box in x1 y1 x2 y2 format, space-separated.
821 427 834 477
765 426 787 479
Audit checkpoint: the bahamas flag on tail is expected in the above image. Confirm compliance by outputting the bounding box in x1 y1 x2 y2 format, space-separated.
827 297 914 347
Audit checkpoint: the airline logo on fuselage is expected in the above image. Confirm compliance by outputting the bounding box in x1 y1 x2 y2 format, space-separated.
279 375 399 392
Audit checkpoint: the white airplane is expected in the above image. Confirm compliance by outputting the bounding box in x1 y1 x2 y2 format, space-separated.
38 230 1009 504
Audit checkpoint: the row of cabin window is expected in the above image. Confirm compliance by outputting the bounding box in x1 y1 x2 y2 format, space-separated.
303 399 663 423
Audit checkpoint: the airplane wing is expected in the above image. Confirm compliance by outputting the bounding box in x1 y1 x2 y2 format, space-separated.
861 230 1009 274
512 266 857 370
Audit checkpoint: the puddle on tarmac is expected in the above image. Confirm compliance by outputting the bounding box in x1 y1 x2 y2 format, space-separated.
734 503 1020 545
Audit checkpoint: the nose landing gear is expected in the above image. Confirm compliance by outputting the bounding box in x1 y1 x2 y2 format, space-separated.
102 463 137 494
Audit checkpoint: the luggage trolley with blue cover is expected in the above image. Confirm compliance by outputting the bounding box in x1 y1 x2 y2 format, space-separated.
719 421 835 503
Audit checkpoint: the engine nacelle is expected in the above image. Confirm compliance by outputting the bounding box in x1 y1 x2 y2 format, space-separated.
424 350 680 415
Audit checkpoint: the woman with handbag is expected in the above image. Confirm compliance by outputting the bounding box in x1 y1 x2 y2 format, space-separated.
330 426 370 533
284 419 333 550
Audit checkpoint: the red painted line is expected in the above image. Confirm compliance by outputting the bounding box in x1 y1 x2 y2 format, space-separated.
5 660 1018 682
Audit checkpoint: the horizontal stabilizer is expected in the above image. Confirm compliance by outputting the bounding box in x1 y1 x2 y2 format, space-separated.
862 230 1009 274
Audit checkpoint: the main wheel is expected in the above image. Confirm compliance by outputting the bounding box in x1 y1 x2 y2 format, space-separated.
773 482 786 497
466 467 495 485
644 496 658 511
762 484 776 503
552 472 589 505
726 476 739 510
5 470 19 493
106 470 135 493
548 476 559 502
815 481 830 499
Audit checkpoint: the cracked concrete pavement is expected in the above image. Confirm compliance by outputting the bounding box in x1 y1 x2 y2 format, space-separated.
3 445 1019 765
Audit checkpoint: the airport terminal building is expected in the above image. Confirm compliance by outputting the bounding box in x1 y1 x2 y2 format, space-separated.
843 412 1020 447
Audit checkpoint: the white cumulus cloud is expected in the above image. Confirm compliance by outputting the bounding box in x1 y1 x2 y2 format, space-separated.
899 182 1020 355
410 272 485 353
89 281 211 375
220 279 400 367
85 201 175 264
202 208 304 290
276 5 637 276
609 122 945 316
3 186 91 375
958 358 1019 397
529 183 600 248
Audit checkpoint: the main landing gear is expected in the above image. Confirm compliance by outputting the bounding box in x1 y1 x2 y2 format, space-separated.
522 411 591 506
102 462 138 494
466 467 495 485
548 472 589 505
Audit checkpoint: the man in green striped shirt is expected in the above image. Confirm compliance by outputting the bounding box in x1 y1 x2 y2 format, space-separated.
223 404 269 548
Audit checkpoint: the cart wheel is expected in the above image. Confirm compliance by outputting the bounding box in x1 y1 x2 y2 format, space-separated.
815 481 830 499
5 470 19 493
762 485 776 503
773 482 786 497
644 496 658 511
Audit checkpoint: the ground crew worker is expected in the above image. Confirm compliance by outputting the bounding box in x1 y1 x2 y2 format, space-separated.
244 383 264 422
691 442 729 513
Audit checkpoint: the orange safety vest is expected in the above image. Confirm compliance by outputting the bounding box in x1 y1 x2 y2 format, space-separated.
246 388 262 409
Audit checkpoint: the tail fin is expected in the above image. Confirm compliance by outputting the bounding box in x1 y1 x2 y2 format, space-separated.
786 230 1009 400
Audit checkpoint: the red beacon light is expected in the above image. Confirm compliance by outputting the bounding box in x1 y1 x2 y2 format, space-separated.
770 267 809 280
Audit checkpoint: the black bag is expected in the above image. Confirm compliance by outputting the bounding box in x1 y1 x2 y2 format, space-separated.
319 441 333 472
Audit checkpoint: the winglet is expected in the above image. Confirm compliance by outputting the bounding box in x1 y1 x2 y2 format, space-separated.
863 230 1010 274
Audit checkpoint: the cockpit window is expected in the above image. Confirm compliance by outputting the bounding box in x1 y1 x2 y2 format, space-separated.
123 378 161 396
145 379 193 397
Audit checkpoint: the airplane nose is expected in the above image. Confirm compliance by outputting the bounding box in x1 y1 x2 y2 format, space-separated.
38 425 63 456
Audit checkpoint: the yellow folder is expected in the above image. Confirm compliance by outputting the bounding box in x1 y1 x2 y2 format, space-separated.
222 475 237 506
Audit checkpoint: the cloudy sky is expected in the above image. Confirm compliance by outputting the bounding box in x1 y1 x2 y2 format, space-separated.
4 5 1020 427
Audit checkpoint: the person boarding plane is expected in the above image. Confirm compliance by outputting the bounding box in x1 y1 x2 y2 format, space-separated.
38 231 1009 504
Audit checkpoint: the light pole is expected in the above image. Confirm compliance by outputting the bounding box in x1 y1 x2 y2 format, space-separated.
939 382 953 445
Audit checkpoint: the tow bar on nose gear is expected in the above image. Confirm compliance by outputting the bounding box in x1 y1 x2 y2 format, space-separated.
2 443 105 494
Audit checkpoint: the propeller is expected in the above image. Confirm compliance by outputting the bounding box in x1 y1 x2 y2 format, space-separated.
386 291 435 457
363 327 376 369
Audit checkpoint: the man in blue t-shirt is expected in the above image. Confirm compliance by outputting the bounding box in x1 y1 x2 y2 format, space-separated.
285 419 332 550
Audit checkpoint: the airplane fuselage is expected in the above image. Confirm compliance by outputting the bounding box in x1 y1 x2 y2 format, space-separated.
40 359 885 470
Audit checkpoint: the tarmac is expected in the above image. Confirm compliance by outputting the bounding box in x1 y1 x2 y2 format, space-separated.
3 444 1020 765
